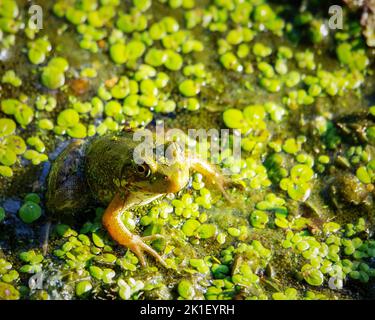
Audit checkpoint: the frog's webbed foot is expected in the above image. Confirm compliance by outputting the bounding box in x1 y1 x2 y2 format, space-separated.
102 194 168 268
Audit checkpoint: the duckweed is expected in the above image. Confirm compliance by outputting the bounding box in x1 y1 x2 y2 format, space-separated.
164 51 183 71
27 137 45 153
182 219 200 237
178 79 199 97
220 52 242 72
41 68 64 90
0 141 18 165
28 37 51 65
301 265 324 286
282 138 300 154
18 201 42 224
253 43 272 58
76 280 93 297
272 288 298 300
58 109 77 125
0 0 374 302
35 95 57 112
23 150 48 165
105 100 122 117
250 210 269 229
0 117 27 176
177 279 195 299
222 109 244 130
1 99 34 126
41 57 69 90
0 166 13 177
67 123 87 139
196 224 217 239
0 282 19 300
110 43 128 64
2 70 21 87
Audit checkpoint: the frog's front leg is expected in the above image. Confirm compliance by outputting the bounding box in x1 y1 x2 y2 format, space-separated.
188 157 234 201
102 193 168 268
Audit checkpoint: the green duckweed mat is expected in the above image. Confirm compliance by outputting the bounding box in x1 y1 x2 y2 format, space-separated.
0 0 375 300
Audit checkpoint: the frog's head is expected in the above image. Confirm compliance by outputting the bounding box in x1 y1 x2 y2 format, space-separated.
131 141 190 194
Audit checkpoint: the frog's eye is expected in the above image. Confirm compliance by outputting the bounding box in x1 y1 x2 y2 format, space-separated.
137 164 151 177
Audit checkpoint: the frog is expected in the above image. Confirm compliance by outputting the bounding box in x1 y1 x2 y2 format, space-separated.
46 130 234 268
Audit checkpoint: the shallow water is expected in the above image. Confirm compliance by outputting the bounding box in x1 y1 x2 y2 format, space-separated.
0 0 375 300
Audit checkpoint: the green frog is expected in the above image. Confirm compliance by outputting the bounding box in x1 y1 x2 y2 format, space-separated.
46 131 233 267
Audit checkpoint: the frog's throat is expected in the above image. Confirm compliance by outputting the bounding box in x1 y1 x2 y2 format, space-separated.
124 191 164 208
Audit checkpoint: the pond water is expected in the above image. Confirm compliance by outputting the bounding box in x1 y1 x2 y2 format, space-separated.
0 0 374 300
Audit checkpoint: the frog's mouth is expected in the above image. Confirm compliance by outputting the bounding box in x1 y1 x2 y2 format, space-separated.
133 165 190 194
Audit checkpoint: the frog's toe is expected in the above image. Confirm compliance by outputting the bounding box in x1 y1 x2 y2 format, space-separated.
128 234 168 268
142 234 164 242
130 245 147 267
128 235 168 268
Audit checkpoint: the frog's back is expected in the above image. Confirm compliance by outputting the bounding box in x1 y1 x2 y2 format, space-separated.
46 131 139 215
46 140 92 216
